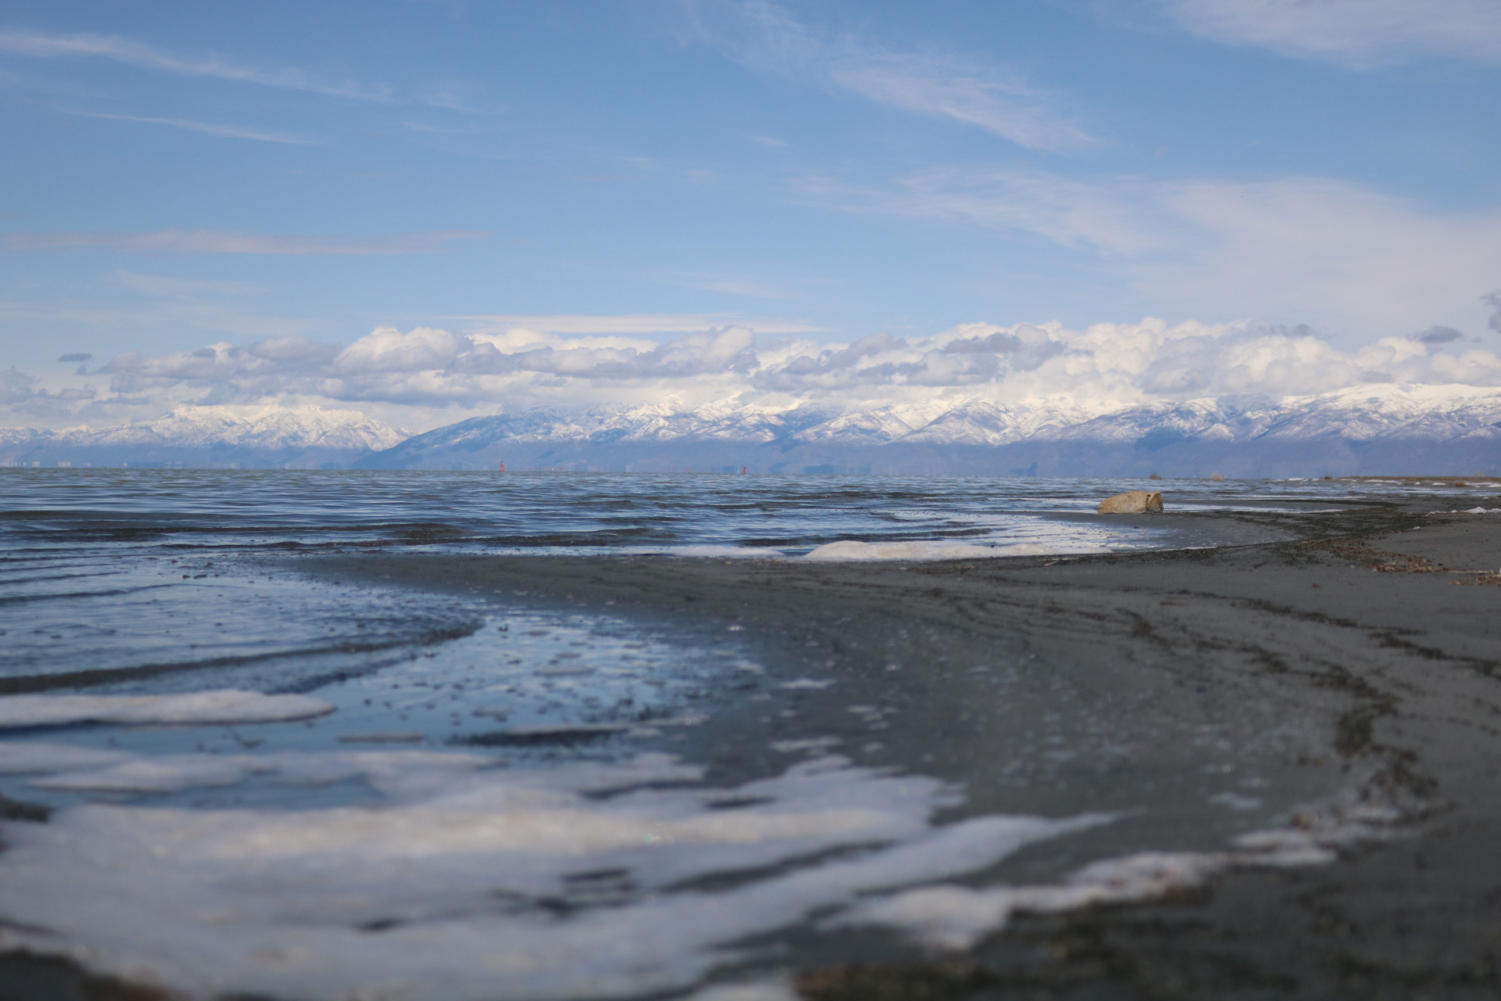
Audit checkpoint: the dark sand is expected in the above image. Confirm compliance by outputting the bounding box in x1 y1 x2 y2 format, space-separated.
4 498 1501 1000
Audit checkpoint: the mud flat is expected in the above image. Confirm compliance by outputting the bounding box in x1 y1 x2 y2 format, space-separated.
4 498 1501 999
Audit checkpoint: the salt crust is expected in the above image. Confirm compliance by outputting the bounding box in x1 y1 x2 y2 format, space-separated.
0 748 1106 1001
0 690 334 729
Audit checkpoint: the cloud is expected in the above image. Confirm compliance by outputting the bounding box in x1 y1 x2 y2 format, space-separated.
679 0 1090 151
57 108 318 145
826 51 1093 152
0 369 38 405
0 230 483 255
1412 325 1464 344
115 271 257 298
1486 291 1501 334
801 168 1501 339
0 367 98 415
689 277 791 300
1 294 318 348
0 29 392 100
457 313 822 335
797 168 1162 255
1157 0 1501 65
98 337 341 398
402 121 467 136
14 315 1501 429
57 352 92 363
334 327 467 374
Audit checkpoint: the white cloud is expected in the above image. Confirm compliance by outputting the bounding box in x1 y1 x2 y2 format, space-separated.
0 230 483 255
115 271 258 298
0 29 392 99
334 327 467 374
0 296 315 343
689 277 791 300
798 168 1163 255
10 315 1500 431
57 107 319 145
800 169 1501 340
679 0 1090 151
826 51 1093 152
457 313 822 335
1158 0 1501 65
1151 178 1501 337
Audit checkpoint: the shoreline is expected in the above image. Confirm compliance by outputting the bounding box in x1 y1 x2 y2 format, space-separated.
4 497 1501 998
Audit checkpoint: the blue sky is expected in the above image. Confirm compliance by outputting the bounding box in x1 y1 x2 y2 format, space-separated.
3 0 1500 430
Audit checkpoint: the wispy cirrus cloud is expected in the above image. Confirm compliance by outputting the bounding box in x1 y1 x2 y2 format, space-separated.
677 0 1091 152
57 107 319 145
456 313 822 335
798 167 1501 339
0 229 483 255
689 277 792 300
0 29 392 100
1157 0 1501 65
825 51 1093 152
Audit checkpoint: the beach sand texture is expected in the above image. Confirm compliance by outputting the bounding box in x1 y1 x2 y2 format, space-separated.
2 499 1499 999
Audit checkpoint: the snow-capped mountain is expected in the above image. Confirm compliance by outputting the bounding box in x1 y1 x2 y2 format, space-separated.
1 406 406 468
6 385 1498 475
362 383 1501 477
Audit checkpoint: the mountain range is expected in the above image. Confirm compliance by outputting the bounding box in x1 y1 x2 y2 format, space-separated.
3 384 1499 477
0 406 405 470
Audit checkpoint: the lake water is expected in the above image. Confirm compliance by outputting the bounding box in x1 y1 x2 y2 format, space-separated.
0 469 1450 999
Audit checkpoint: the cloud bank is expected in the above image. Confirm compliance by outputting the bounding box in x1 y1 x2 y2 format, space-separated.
7 315 1498 431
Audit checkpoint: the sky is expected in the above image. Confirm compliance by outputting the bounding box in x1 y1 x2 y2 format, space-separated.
2 0 1500 432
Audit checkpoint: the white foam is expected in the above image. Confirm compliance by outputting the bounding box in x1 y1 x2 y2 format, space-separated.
0 742 132 774
848 799 1402 951
24 748 490 795
0 749 1104 1001
669 545 790 559
684 980 799 1001
0 690 334 729
770 737 841 754
803 540 1097 562
804 540 1008 562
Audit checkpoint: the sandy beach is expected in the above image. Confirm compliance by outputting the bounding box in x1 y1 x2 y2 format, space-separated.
3 494 1500 999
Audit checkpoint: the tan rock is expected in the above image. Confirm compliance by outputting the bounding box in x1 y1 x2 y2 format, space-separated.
1097 490 1164 514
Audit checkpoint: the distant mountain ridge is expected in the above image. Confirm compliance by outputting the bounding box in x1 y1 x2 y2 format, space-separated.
364 383 1501 477
4 384 1499 476
0 406 405 469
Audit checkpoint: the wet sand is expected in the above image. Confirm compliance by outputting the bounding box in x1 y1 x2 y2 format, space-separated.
4 497 1501 999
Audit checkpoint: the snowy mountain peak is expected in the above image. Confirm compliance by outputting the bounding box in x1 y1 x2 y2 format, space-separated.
80 406 407 450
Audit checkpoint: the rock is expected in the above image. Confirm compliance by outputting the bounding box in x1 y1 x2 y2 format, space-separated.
1097 490 1164 514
